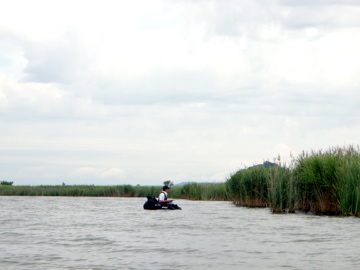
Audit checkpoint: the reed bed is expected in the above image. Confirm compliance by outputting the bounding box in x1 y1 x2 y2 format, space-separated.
226 145 360 216
226 166 269 207
177 182 229 201
0 185 161 197
267 165 292 213
0 183 229 201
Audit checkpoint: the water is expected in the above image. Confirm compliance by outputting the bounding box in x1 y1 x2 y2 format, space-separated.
1 197 359 270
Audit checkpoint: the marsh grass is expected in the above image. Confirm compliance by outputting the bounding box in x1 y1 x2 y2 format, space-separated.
0 185 162 197
225 145 360 216
267 164 291 213
291 148 342 214
335 146 360 215
178 182 229 200
0 183 229 201
226 166 269 207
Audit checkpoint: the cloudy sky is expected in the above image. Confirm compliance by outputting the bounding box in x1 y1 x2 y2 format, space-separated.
1 0 360 186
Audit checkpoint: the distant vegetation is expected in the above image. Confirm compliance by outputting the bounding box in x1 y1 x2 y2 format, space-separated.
0 183 228 201
1 181 13 186
1 145 360 216
0 185 160 197
172 182 229 201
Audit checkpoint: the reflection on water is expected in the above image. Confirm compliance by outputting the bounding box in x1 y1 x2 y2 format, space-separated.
1 196 360 269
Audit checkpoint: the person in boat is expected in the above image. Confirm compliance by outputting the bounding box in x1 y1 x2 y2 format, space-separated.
158 185 181 210
143 185 181 210
158 185 173 206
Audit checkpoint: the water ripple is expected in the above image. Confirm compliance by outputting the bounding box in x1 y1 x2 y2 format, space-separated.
1 197 360 269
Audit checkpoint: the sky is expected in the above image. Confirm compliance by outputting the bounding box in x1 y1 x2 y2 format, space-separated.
1 0 360 186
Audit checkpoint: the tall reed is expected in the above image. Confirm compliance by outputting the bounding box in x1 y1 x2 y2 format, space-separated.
291 148 341 214
291 146 360 215
267 164 292 213
225 145 360 216
0 183 228 201
226 165 269 207
0 185 162 197
335 146 360 215
178 183 229 200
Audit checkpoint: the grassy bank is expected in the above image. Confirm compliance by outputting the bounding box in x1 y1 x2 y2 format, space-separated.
226 145 360 216
176 182 229 201
0 185 159 197
0 183 229 201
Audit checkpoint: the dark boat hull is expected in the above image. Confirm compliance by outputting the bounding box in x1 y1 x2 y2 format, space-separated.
143 201 182 210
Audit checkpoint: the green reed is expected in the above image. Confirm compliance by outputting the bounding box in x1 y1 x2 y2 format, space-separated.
226 165 269 207
0 183 228 201
291 147 342 214
335 146 360 215
267 164 292 213
177 182 229 201
0 185 162 197
225 145 360 216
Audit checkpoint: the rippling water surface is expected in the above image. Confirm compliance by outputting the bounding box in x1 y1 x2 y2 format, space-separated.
1 196 360 269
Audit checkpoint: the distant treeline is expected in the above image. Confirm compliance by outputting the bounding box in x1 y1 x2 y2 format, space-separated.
0 183 229 201
0 185 160 198
2 145 360 216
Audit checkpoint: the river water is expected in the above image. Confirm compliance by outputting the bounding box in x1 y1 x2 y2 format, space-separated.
0 196 359 270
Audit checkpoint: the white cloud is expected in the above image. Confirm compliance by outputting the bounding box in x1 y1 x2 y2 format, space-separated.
0 0 360 185
101 168 124 178
71 167 124 179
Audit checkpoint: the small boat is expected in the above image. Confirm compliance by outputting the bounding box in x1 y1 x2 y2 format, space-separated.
143 195 182 210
